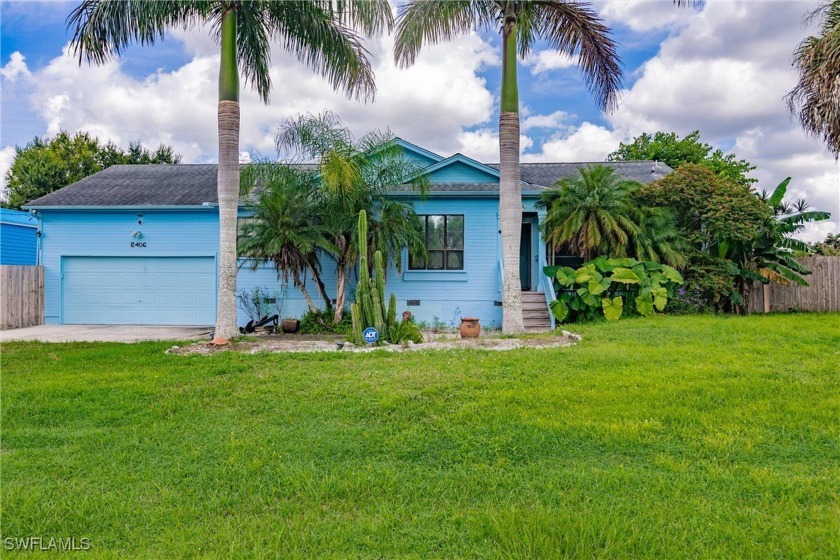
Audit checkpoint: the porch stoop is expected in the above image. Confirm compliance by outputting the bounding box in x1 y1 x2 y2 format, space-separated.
522 291 552 333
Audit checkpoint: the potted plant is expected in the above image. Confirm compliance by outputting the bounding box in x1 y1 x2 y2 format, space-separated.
281 317 300 334
459 317 480 338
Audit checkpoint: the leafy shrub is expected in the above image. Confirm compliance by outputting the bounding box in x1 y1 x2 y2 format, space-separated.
299 309 352 335
389 318 424 344
545 256 684 323
667 286 716 315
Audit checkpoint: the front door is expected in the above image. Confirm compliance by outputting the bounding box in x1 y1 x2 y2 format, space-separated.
520 222 531 291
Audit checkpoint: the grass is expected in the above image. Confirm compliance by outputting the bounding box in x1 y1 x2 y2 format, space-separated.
1 314 839 558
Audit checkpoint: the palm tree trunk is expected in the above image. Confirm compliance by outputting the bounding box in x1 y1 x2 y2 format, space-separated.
499 12 525 334
335 261 347 322
213 8 240 341
293 271 319 313
307 262 333 312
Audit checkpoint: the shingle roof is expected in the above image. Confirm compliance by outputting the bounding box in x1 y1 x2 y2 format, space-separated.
487 161 673 186
25 164 220 207
389 182 550 194
24 160 672 208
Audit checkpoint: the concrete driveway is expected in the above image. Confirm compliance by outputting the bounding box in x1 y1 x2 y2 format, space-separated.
0 325 212 343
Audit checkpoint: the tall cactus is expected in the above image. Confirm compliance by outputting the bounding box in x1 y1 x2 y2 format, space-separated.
350 209 399 344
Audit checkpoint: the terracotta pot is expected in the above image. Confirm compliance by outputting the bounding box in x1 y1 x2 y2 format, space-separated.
281 319 299 334
460 317 480 338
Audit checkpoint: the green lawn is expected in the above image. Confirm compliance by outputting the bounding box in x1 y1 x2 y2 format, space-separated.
2 314 839 558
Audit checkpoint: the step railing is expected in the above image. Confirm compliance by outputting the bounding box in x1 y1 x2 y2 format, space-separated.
538 255 556 330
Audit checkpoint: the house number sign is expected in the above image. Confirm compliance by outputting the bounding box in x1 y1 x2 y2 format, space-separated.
130 241 147 248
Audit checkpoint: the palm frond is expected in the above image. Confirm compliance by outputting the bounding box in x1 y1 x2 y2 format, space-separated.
786 1 840 156
67 0 208 64
393 0 498 67
325 0 395 36
263 0 379 101
531 1 623 112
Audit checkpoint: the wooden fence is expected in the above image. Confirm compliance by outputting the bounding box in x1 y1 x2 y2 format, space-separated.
0 265 44 330
750 256 840 313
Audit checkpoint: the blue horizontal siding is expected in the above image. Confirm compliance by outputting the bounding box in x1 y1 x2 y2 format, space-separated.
40 210 219 324
427 161 498 183
38 194 543 329
1 223 37 265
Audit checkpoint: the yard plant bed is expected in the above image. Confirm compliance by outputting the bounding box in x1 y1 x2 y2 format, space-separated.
2 314 838 558
170 331 580 355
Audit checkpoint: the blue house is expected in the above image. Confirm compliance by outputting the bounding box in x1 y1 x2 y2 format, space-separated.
0 208 39 265
23 140 670 330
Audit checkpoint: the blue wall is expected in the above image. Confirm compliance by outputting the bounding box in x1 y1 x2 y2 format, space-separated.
1 209 38 265
39 210 218 324
38 195 547 328
235 199 504 327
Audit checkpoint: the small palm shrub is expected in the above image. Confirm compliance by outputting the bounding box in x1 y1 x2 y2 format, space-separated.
545 256 684 323
299 309 352 335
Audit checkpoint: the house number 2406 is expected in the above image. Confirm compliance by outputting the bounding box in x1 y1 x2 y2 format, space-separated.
130 241 147 248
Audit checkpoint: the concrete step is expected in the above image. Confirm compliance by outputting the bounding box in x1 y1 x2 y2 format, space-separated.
525 326 551 333
523 309 549 318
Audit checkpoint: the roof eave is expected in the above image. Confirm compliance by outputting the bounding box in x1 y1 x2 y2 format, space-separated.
23 204 219 211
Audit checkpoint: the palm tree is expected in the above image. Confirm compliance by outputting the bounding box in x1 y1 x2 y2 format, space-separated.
538 165 684 266
68 0 392 341
238 167 333 313
394 0 622 333
787 1 840 157
630 206 687 268
272 112 428 323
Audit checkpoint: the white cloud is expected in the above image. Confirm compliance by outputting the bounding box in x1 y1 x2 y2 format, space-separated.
523 122 624 163
522 110 573 132
0 146 16 201
600 0 839 242
457 128 533 163
525 50 576 74
599 0 694 33
0 52 31 82
18 27 499 164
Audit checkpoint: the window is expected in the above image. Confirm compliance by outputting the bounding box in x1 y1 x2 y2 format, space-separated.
409 214 464 270
237 216 256 238
547 242 582 268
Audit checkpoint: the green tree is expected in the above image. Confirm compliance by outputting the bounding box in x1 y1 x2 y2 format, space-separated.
69 0 391 341
787 1 840 156
608 131 756 187
238 168 333 313
538 165 685 266
242 113 428 324
815 232 840 255
394 0 622 334
635 165 825 312
2 131 180 209
636 164 767 249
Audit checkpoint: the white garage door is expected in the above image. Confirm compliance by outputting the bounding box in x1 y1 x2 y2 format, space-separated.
62 257 216 325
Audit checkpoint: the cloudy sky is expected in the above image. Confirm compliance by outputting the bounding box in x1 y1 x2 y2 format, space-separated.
1 0 837 240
